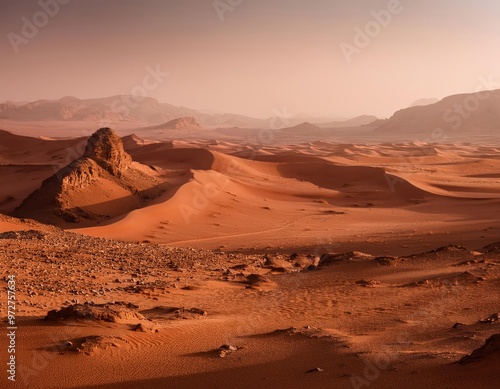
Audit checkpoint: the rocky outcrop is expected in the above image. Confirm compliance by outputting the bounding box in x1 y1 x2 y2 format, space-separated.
59 159 101 190
83 127 132 176
13 128 166 224
49 127 132 191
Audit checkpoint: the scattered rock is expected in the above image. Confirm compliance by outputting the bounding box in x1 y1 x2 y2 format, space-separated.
355 279 380 287
374 256 401 266
454 259 487 267
263 257 292 269
459 334 500 364
270 267 288 273
220 344 238 351
0 230 46 240
479 313 499 324
140 306 207 320
319 251 373 266
218 344 239 358
272 326 332 340
45 302 144 323
131 323 157 333
62 335 124 355
181 285 200 291
431 245 469 253
306 367 324 373
245 274 269 285
482 242 500 253
231 264 247 270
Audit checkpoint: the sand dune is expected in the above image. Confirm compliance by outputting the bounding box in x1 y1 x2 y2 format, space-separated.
64 137 498 253
2 128 498 253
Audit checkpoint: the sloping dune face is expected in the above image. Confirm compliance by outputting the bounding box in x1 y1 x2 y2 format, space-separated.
277 161 428 201
65 138 500 253
1 129 499 252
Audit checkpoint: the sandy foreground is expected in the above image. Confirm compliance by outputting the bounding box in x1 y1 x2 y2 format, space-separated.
1 224 499 389
0 128 499 388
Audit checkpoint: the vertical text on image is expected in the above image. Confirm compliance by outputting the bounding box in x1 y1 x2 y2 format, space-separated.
6 275 17 382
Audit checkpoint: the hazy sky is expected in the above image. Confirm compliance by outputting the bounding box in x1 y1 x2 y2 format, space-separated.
1 0 499 119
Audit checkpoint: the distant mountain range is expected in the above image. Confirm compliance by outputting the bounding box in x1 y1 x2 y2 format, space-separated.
0 96 211 125
3 91 499 141
0 96 377 129
377 90 500 140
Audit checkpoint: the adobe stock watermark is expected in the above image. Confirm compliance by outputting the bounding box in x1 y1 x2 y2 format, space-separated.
442 74 500 131
350 282 463 388
7 0 71 54
340 0 413 64
220 240 340 346
213 0 244 22
18 324 83 386
384 74 499 193
243 106 293 149
383 127 446 193
97 64 169 128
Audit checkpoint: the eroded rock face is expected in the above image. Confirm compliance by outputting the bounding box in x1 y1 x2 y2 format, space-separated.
83 128 132 177
53 128 131 191
60 158 101 190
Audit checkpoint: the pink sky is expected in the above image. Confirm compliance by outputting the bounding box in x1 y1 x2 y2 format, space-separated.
1 0 499 119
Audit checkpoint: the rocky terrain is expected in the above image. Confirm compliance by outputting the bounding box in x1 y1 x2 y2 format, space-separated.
1 217 499 388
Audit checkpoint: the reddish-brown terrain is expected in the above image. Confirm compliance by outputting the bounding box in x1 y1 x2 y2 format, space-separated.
1 110 499 388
